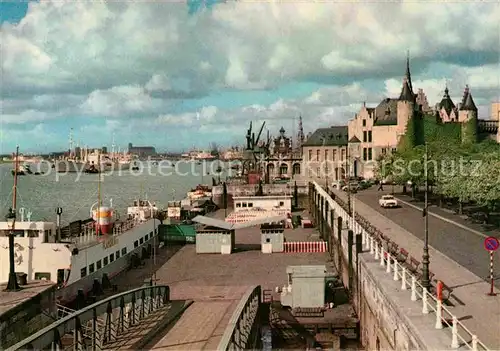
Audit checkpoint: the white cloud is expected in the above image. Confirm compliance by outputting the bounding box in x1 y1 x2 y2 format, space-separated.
153 82 371 136
3 1 499 93
145 74 171 92
79 85 167 117
1 0 499 148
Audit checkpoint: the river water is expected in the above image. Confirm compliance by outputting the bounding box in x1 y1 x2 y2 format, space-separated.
0 160 236 225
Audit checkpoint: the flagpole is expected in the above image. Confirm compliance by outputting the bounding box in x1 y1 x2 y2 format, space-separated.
421 143 430 290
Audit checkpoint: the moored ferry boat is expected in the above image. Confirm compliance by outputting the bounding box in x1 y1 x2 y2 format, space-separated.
0 200 159 305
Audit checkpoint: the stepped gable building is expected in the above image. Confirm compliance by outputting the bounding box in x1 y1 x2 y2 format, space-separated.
264 125 302 181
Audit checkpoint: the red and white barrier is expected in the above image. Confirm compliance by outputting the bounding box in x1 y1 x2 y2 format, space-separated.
283 241 327 253
225 209 290 223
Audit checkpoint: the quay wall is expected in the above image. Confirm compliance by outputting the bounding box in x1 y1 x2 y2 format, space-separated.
309 183 453 351
0 284 57 349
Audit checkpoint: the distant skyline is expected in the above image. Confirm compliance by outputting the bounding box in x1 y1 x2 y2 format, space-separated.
1 1 499 153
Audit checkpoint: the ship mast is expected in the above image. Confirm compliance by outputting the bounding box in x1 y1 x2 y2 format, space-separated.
97 151 101 235
111 133 116 161
12 146 19 213
69 128 74 158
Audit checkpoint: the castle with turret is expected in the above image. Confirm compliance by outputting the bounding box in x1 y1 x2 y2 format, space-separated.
344 55 500 178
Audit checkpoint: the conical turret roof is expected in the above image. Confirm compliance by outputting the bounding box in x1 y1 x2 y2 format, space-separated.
438 86 455 115
399 52 415 102
459 85 477 111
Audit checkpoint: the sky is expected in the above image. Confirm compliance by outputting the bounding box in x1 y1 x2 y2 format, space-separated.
1 1 499 154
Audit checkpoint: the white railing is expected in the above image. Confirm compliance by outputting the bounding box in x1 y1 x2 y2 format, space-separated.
312 181 490 351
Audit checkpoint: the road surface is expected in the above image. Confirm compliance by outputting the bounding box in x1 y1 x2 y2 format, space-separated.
353 189 500 286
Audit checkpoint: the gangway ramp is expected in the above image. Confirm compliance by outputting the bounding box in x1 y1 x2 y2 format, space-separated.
149 285 252 350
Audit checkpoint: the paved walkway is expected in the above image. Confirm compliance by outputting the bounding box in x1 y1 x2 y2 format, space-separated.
146 218 338 350
331 189 500 349
149 286 248 350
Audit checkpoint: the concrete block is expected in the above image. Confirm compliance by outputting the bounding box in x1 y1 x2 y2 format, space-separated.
220 244 231 255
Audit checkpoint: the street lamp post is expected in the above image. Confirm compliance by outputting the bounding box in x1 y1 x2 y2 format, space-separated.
322 137 329 192
346 145 352 217
5 208 20 291
151 203 157 286
421 143 430 290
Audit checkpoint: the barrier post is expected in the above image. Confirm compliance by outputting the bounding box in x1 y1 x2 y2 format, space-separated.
487 250 497 296
386 254 391 273
435 280 443 329
374 241 379 259
422 288 429 314
380 247 384 266
435 300 443 329
370 236 374 255
451 316 459 348
401 267 407 290
472 335 478 351
393 259 399 281
411 276 417 301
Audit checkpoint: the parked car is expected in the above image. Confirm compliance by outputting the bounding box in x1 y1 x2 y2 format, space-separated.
331 180 346 190
342 183 360 192
379 195 399 208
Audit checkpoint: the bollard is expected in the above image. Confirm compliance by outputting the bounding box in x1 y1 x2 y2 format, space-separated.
411 276 417 301
422 288 429 314
435 300 443 329
386 254 391 273
451 316 459 348
370 236 374 255
401 267 407 290
380 248 385 266
472 335 478 351
374 241 379 259
393 259 399 281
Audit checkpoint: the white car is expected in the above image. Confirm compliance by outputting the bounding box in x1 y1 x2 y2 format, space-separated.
330 181 345 190
379 195 398 208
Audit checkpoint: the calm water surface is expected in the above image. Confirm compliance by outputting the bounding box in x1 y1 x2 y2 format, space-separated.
0 161 230 225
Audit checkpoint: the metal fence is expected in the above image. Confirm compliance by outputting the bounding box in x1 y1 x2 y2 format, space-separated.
7 285 171 351
217 285 262 350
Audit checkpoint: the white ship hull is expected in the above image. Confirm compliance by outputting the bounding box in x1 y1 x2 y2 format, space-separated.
56 232 156 304
0 218 159 305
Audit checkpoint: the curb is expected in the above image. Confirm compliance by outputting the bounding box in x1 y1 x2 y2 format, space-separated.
395 197 489 239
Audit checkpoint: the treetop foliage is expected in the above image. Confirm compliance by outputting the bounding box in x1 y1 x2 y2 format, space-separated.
376 115 500 208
